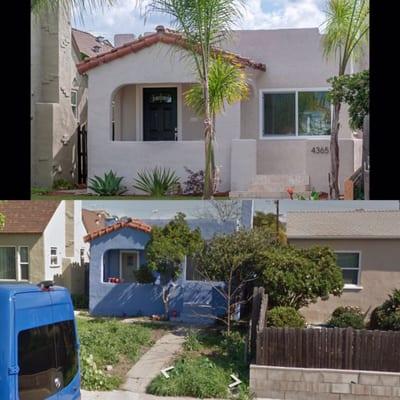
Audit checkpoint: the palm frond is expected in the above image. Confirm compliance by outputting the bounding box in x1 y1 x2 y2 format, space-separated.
185 56 249 117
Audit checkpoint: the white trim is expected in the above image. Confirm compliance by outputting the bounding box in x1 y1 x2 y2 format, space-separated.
119 250 140 281
259 87 332 139
71 89 78 120
334 250 362 288
50 246 60 268
136 84 182 142
0 245 29 281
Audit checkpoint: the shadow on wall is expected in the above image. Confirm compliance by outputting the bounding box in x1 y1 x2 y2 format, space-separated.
54 261 88 295
90 281 226 324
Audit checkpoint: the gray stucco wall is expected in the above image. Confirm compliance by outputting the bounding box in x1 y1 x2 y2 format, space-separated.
289 238 400 324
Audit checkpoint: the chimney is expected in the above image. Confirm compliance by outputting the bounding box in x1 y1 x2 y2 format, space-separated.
155 25 165 33
114 34 136 47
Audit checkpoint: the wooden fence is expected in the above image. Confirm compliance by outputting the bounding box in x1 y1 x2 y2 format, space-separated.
256 327 400 373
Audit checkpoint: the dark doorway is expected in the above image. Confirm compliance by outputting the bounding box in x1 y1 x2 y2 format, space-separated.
77 124 87 185
143 87 177 141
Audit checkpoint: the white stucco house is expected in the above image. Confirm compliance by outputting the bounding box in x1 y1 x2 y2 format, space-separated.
77 26 368 197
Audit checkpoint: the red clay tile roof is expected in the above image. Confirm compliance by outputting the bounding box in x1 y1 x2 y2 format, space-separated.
82 209 108 234
0 201 61 233
72 28 114 59
77 26 266 74
83 218 152 242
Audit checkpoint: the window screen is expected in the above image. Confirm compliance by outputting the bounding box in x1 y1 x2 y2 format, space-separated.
0 247 16 279
263 92 296 136
18 320 78 400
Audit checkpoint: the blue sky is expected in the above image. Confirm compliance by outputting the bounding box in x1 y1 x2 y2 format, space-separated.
74 0 327 44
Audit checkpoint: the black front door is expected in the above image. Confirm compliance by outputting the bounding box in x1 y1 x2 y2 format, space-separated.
143 88 177 141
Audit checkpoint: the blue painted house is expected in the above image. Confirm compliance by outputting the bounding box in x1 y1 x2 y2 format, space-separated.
84 201 253 324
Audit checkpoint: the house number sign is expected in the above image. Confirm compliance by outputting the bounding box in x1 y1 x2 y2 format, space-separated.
311 146 329 154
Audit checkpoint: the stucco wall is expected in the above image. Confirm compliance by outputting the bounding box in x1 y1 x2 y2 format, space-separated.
181 83 203 141
43 201 66 280
88 226 226 322
0 234 44 283
31 5 86 187
289 238 400 324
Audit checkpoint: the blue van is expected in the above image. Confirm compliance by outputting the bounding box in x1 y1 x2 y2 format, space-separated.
0 282 81 399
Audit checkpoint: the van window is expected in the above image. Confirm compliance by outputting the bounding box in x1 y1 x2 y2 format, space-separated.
18 320 78 400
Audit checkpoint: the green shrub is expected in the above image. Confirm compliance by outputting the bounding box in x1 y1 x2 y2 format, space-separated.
369 289 400 331
133 266 156 284
31 187 51 195
267 307 305 328
183 330 202 352
328 306 365 329
133 167 180 197
71 294 89 309
88 170 127 196
53 178 74 190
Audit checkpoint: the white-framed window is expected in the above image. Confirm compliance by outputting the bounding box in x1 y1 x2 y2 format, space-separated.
0 246 29 281
119 251 139 282
335 251 361 287
50 247 59 267
260 88 332 138
184 256 207 282
71 89 78 119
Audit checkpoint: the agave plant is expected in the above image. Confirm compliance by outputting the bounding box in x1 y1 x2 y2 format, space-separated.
88 170 127 196
133 167 180 197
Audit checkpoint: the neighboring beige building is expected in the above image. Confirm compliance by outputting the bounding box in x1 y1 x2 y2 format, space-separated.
0 201 89 294
77 26 367 197
286 210 400 323
31 4 112 188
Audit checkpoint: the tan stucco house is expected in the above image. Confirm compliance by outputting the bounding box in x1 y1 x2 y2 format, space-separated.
0 201 89 294
31 4 112 188
77 25 368 197
286 210 400 323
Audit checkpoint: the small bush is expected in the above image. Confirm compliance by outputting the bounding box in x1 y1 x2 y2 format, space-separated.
183 167 204 195
31 187 51 195
369 289 400 331
71 294 89 309
133 266 156 284
267 307 305 328
88 170 127 196
53 178 74 190
328 306 365 329
183 330 202 352
133 167 180 197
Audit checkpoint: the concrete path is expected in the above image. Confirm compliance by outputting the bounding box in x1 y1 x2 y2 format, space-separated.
81 327 187 400
121 327 186 393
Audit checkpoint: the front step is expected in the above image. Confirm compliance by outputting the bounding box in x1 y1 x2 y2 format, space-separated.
229 174 311 199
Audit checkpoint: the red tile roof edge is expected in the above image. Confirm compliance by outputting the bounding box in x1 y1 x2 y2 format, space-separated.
83 219 152 242
77 29 266 74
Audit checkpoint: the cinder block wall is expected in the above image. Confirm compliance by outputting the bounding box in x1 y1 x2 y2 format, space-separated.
250 365 400 399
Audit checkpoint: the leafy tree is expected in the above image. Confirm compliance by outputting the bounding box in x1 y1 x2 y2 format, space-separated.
369 289 400 331
145 213 203 317
328 69 369 131
322 0 369 199
253 211 287 244
144 0 245 199
256 245 344 309
194 228 275 334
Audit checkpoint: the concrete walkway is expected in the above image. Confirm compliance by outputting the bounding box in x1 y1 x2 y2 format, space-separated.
82 328 187 399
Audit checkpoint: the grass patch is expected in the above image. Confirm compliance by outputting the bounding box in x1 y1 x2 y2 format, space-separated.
77 317 165 390
147 329 253 399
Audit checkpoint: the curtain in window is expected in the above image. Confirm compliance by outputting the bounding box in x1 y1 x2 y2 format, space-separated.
263 93 295 136
0 247 16 279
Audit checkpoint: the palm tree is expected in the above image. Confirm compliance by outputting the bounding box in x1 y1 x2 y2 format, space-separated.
322 0 369 199
143 0 244 199
185 56 249 192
